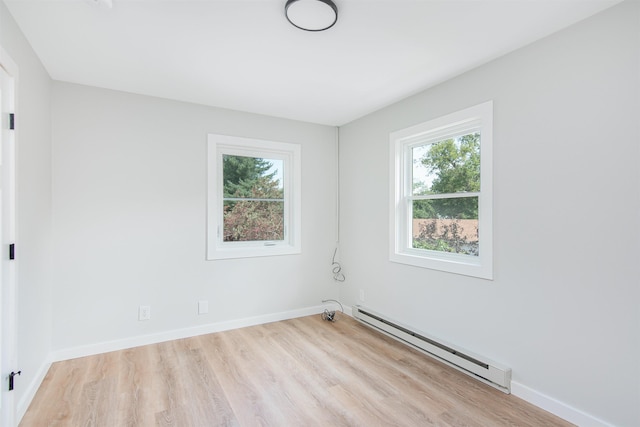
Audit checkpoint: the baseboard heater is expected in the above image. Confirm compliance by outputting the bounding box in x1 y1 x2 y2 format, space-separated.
352 305 511 393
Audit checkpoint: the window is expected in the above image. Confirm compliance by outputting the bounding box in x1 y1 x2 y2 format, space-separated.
207 134 301 260
389 101 493 279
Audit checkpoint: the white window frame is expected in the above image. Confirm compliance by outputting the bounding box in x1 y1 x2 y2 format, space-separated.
389 101 493 279
207 134 301 260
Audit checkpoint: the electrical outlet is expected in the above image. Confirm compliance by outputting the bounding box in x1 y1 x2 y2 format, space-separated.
359 289 365 302
138 305 151 321
198 300 209 315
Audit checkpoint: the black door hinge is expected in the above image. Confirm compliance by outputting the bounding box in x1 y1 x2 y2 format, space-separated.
9 113 14 130
9 243 14 260
9 371 21 391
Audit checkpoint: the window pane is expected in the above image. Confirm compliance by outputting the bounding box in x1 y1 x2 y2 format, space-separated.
223 200 284 242
412 198 479 256
223 155 283 199
412 132 480 196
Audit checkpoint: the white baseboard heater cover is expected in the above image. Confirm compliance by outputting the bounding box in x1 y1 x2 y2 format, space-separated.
352 305 512 393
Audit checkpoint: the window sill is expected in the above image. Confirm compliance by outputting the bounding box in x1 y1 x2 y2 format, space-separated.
208 244 301 260
390 250 492 280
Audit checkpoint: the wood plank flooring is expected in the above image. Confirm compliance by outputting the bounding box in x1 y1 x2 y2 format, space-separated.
20 315 574 426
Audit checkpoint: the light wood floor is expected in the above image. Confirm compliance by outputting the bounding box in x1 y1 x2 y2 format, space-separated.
20 315 573 426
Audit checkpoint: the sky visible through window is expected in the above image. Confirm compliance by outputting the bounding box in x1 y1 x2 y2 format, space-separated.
412 145 432 192
266 160 283 189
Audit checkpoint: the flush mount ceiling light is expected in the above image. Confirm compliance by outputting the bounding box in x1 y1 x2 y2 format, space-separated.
285 0 338 32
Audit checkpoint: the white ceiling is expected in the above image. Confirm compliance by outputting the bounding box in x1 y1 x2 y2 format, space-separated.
4 0 620 126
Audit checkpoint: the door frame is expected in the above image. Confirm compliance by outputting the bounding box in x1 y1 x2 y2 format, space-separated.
0 45 18 427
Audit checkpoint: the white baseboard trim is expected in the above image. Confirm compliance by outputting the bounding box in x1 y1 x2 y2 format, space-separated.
16 356 52 424
343 305 353 317
511 381 612 427
51 305 325 362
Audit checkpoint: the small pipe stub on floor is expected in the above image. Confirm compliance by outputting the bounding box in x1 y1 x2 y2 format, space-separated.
321 299 343 322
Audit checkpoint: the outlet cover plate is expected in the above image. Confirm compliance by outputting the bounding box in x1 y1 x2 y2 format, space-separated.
139 305 151 321
198 300 209 315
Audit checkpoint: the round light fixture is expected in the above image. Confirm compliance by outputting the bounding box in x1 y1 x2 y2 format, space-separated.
285 0 338 32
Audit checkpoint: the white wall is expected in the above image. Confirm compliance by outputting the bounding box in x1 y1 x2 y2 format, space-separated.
338 2 639 426
0 0 53 418
51 82 338 351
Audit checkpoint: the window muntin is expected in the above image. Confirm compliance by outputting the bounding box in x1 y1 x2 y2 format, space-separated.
208 135 301 260
390 101 492 279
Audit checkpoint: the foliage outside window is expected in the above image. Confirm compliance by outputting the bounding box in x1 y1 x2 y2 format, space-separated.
223 155 284 242
208 134 301 260
390 101 493 279
412 133 480 255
